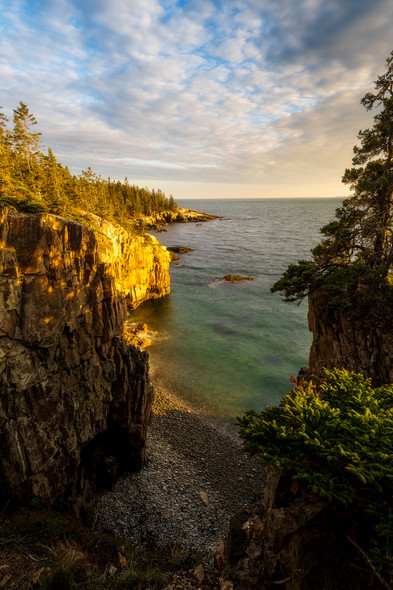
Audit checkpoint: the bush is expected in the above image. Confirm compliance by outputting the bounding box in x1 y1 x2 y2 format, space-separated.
237 368 393 580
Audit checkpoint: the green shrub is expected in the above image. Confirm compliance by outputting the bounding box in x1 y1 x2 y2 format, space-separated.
237 368 393 577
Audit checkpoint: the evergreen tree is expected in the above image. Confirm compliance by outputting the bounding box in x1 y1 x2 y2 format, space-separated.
0 108 13 198
12 102 41 171
168 195 177 211
272 51 393 308
0 101 178 223
41 147 63 211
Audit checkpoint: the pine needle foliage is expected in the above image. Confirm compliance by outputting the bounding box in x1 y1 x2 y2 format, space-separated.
237 368 393 579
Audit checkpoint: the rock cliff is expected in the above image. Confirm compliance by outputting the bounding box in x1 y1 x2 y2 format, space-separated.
80 212 171 309
226 471 358 590
307 295 393 385
0 206 170 521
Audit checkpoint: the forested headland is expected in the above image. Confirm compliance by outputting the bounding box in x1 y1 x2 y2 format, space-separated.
0 102 177 231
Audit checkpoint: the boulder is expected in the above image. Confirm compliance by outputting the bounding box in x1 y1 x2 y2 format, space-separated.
167 246 195 254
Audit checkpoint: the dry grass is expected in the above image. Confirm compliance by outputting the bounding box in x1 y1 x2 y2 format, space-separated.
0 507 214 589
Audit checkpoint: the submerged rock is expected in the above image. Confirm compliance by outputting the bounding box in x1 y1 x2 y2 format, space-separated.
123 322 161 349
222 275 255 282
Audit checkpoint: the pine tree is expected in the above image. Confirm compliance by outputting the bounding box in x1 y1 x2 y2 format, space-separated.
12 102 41 171
272 52 393 307
41 147 65 213
0 101 178 223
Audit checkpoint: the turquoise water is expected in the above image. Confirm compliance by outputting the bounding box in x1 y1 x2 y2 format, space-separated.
129 198 342 422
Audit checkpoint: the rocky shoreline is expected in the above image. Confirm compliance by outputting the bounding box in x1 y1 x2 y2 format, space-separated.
96 370 266 571
140 208 221 230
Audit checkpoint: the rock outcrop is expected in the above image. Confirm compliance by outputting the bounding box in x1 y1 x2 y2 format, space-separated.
84 212 171 309
139 207 219 229
222 275 255 282
226 294 393 588
226 471 366 590
166 246 195 254
0 206 170 522
307 296 393 385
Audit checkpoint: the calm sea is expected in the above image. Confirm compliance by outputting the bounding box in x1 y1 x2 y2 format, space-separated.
129 198 342 423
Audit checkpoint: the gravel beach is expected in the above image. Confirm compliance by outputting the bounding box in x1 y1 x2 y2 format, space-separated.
96 371 266 570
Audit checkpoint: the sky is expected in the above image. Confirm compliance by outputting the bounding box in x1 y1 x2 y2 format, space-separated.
1 0 393 200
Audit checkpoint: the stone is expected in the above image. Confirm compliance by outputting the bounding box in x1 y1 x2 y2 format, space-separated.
213 543 226 570
193 564 205 583
219 579 234 590
197 491 209 506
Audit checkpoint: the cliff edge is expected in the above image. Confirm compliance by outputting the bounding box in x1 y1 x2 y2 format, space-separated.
0 206 170 522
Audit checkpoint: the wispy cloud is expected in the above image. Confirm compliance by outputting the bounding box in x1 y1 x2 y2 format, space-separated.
0 0 392 197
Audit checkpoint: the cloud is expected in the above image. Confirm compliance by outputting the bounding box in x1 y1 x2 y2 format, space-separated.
0 0 392 197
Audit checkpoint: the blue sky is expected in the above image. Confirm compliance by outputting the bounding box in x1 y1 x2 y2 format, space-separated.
1 0 392 199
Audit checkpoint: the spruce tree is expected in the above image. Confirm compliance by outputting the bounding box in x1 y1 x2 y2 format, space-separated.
12 102 41 171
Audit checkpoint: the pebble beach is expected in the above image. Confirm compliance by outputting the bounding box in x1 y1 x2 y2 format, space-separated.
96 371 267 569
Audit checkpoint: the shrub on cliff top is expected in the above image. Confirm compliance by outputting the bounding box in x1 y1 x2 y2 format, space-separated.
237 368 393 581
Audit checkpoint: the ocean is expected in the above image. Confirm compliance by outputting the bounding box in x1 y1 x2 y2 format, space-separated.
129 197 343 424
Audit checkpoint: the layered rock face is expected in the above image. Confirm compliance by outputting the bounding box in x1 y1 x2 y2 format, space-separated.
0 206 169 521
85 213 171 309
227 472 362 589
308 296 393 385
